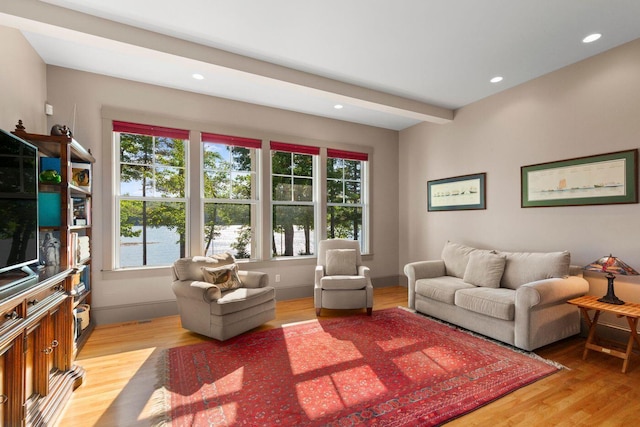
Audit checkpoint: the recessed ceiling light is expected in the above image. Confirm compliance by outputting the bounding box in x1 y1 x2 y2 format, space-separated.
583 33 602 43
192 73 204 80
334 104 344 109
490 76 503 83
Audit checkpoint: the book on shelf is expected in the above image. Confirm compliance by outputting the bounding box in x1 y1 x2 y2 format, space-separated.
78 236 90 261
70 232 78 267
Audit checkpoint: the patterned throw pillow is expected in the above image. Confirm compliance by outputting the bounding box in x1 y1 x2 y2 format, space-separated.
201 264 241 290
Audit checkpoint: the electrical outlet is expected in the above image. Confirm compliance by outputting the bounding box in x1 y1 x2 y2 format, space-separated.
275 274 281 283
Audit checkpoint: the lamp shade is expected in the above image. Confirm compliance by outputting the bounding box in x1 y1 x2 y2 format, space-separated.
583 254 639 276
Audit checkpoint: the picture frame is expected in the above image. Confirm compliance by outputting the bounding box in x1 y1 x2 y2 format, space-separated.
71 162 91 191
521 149 638 208
427 173 486 211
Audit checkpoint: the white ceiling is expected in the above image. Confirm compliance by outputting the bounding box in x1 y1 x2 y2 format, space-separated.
2 0 640 130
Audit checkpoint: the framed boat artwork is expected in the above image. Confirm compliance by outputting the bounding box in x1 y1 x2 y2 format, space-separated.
427 173 486 211
521 149 638 208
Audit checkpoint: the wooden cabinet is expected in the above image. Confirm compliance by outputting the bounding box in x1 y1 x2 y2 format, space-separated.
0 122 94 426
0 269 83 426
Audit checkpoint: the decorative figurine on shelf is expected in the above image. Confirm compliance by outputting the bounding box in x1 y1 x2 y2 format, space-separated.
41 232 61 266
39 169 62 184
50 124 72 137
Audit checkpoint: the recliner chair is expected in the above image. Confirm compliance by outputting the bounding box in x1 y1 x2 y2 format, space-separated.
314 239 373 316
171 253 276 340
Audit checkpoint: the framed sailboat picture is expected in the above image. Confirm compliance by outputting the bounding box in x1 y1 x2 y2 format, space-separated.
427 173 486 211
521 149 638 207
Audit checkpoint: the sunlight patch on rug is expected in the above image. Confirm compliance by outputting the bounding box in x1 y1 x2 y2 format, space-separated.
286 329 363 375
152 307 560 426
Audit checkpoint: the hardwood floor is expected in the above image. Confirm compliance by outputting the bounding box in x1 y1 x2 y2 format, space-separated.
59 286 640 426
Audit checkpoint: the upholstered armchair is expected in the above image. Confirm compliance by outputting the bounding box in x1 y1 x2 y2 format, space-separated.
171 253 276 340
314 239 373 316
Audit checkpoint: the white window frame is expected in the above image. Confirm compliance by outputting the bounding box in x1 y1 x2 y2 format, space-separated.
326 151 369 253
201 133 261 260
270 141 319 258
112 121 189 269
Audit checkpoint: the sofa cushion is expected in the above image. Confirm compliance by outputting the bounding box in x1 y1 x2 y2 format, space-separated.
463 251 506 288
455 287 516 321
441 241 479 278
326 249 357 275
173 253 235 281
415 276 476 304
499 250 570 290
201 264 242 290
212 287 276 316
320 275 368 290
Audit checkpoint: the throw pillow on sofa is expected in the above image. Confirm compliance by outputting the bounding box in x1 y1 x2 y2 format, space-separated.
498 250 570 289
441 241 478 278
325 248 358 275
463 251 507 288
201 264 242 290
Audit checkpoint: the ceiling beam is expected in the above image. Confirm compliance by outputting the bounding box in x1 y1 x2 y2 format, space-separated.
0 0 453 125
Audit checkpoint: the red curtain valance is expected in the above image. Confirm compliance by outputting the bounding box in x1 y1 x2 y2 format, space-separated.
327 148 368 161
113 121 189 139
270 141 320 155
202 132 262 149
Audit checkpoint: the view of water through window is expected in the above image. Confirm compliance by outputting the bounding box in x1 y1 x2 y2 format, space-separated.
119 225 312 267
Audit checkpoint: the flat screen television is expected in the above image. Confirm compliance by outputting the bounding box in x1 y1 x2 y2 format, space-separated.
0 128 39 285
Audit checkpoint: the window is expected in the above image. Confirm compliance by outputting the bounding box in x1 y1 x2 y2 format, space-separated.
327 149 368 251
271 141 319 257
114 121 188 268
202 133 260 259
110 118 370 268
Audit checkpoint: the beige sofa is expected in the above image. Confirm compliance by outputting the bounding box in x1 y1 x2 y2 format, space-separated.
171 254 276 341
404 242 589 351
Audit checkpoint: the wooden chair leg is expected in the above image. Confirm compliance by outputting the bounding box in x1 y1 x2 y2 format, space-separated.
367 308 372 316
316 308 321 316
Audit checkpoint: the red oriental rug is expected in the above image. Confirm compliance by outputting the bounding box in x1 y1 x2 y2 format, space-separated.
152 308 560 426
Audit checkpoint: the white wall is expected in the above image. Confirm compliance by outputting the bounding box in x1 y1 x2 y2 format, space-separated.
0 26 47 133
43 66 400 324
399 38 640 331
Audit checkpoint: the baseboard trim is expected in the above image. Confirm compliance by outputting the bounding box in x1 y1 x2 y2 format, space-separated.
580 318 640 343
93 300 178 325
275 285 314 300
373 275 403 288
93 275 405 325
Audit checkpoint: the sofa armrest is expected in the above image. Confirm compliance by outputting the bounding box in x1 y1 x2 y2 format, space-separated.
404 260 446 282
172 280 222 303
238 270 269 289
404 260 446 309
315 265 324 288
358 265 371 279
516 275 589 309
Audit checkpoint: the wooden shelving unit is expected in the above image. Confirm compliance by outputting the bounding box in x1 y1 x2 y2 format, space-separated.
0 121 96 426
13 122 96 355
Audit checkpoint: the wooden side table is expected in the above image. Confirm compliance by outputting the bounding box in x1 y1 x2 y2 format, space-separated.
567 295 640 373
